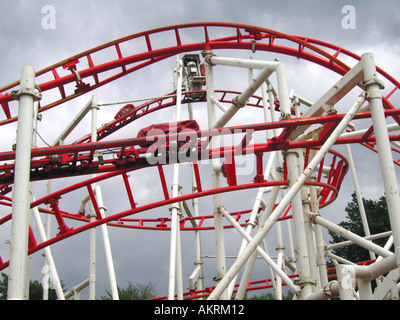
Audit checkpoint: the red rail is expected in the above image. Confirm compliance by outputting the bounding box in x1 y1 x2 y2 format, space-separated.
1 22 399 125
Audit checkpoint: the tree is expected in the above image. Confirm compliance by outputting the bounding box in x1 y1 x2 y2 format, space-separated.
0 272 64 300
328 192 392 264
101 281 158 300
247 290 294 300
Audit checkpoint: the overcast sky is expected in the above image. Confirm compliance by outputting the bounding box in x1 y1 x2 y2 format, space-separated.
0 0 400 299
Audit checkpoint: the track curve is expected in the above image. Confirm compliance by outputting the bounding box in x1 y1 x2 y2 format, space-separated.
1 22 399 300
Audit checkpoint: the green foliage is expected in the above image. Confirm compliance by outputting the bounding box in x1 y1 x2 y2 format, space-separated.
328 192 391 265
247 290 294 300
101 281 158 300
0 272 64 300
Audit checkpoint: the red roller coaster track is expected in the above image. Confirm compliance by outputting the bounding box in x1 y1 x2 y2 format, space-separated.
1 22 399 299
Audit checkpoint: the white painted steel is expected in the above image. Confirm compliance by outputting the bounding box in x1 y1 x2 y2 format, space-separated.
95 185 119 300
345 144 376 260
89 95 98 300
208 87 366 300
309 213 393 258
168 56 184 300
7 65 38 300
6 45 400 301
362 52 400 271
219 207 301 294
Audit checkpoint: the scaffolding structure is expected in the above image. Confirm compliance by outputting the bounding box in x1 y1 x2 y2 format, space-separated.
1 22 400 300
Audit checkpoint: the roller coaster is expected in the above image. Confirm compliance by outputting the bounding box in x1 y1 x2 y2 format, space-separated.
1 22 400 300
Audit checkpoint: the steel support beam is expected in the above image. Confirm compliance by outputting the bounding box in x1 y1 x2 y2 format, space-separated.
7 65 40 300
363 52 400 271
208 91 366 300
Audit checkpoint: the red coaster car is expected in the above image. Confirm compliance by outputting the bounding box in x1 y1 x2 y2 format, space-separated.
137 120 200 148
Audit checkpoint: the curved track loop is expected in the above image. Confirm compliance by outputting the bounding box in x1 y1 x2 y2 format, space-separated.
1 22 400 299
1 22 399 124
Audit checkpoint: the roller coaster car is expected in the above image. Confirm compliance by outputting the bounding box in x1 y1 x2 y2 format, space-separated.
116 120 200 161
136 120 200 148
114 104 136 120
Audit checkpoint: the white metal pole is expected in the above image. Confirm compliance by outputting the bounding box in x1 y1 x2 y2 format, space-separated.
203 53 276 130
337 264 356 300
89 95 98 300
362 52 400 271
203 58 228 299
345 144 375 260
235 182 281 299
356 254 397 281
278 59 314 297
309 213 393 258
43 179 52 300
227 70 277 299
308 151 329 288
304 281 340 300
212 64 275 129
208 92 366 300
64 278 89 300
286 149 313 297
219 207 301 293
7 65 40 300
25 101 39 300
32 206 65 299
168 56 184 300
95 185 119 300
191 167 204 294
275 62 291 117
299 152 320 292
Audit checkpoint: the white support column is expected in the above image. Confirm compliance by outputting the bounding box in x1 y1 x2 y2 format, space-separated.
285 149 313 297
191 166 204 295
7 65 41 300
208 92 366 300
32 205 64 300
168 56 184 300
89 95 98 300
362 52 400 271
202 53 277 130
95 185 119 300
308 213 393 258
304 281 340 300
235 182 281 299
357 277 373 300
337 264 356 300
278 57 314 297
219 207 301 294
203 55 228 299
308 156 328 288
227 151 277 299
345 144 376 261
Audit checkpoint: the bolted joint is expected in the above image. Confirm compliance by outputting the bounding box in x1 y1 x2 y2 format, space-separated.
169 202 180 211
294 278 317 288
283 149 301 158
279 112 292 120
322 104 336 115
360 77 385 91
306 211 320 224
216 205 225 215
232 96 247 108
11 85 42 101
169 203 184 220
201 50 216 65
323 281 340 298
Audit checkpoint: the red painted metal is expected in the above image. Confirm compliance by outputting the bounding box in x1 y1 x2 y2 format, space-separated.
1 22 399 126
1 23 399 298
